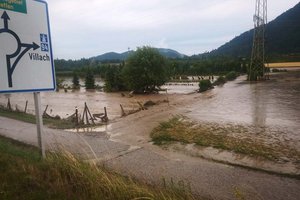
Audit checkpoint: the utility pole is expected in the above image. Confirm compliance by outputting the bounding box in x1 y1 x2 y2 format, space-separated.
249 0 267 81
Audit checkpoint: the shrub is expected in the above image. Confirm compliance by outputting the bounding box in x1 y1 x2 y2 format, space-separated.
213 76 227 86
225 71 238 81
199 80 213 92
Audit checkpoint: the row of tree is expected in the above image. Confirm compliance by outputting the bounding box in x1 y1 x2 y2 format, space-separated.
55 56 246 78
68 47 167 92
57 46 248 92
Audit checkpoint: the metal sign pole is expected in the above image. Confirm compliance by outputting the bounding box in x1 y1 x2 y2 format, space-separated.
33 92 45 158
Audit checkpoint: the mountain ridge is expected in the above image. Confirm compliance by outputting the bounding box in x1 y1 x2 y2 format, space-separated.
90 48 186 61
206 2 300 59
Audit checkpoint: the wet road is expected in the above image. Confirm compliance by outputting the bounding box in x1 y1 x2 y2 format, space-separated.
1 116 300 200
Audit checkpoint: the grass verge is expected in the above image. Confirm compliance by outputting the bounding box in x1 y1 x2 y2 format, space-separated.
0 107 79 129
150 117 300 162
0 136 195 200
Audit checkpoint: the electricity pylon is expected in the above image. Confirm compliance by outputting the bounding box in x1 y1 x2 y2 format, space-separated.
248 0 267 81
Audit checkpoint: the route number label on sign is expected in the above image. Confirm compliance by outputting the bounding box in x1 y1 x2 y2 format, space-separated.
0 0 55 93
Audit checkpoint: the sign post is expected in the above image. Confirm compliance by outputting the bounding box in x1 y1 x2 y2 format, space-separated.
34 92 45 157
0 0 55 158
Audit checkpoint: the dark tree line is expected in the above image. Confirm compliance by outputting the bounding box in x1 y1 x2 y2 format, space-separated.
55 48 249 92
55 56 246 77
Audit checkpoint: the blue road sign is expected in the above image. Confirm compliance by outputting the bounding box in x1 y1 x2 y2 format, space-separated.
0 0 55 93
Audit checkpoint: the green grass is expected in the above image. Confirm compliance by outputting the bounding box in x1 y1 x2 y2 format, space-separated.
0 136 195 200
151 117 300 162
0 107 79 129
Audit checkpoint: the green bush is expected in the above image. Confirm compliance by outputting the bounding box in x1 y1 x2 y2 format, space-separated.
225 71 238 81
199 80 213 92
213 76 227 86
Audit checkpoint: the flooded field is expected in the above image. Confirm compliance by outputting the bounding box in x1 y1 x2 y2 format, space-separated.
0 71 299 174
185 72 300 128
1 72 299 147
0 74 217 120
182 72 300 148
0 79 196 120
1 72 299 128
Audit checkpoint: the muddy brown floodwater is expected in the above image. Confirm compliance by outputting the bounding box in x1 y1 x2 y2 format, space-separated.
182 72 300 149
0 71 299 174
0 78 198 120
0 72 299 143
170 71 299 174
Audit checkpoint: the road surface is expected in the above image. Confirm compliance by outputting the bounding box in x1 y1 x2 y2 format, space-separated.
0 116 299 200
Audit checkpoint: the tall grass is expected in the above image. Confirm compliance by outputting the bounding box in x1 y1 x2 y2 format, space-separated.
0 136 195 200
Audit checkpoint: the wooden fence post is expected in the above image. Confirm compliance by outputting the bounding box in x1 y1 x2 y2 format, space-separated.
75 107 79 126
120 104 125 116
24 100 28 113
7 98 11 110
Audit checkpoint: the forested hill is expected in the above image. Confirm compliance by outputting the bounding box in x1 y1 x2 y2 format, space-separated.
207 2 300 60
91 48 185 61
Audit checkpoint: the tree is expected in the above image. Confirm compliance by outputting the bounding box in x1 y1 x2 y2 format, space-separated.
104 64 127 92
122 46 167 93
85 69 95 89
72 72 80 89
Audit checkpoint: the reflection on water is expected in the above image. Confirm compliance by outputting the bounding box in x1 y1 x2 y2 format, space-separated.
251 82 267 130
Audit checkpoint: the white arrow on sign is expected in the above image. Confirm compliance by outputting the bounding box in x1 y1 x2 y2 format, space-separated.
0 0 56 94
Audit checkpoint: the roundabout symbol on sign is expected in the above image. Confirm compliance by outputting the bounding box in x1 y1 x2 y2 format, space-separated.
0 11 40 88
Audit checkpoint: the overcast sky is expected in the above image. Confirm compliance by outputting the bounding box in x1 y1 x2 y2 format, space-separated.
47 0 299 60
